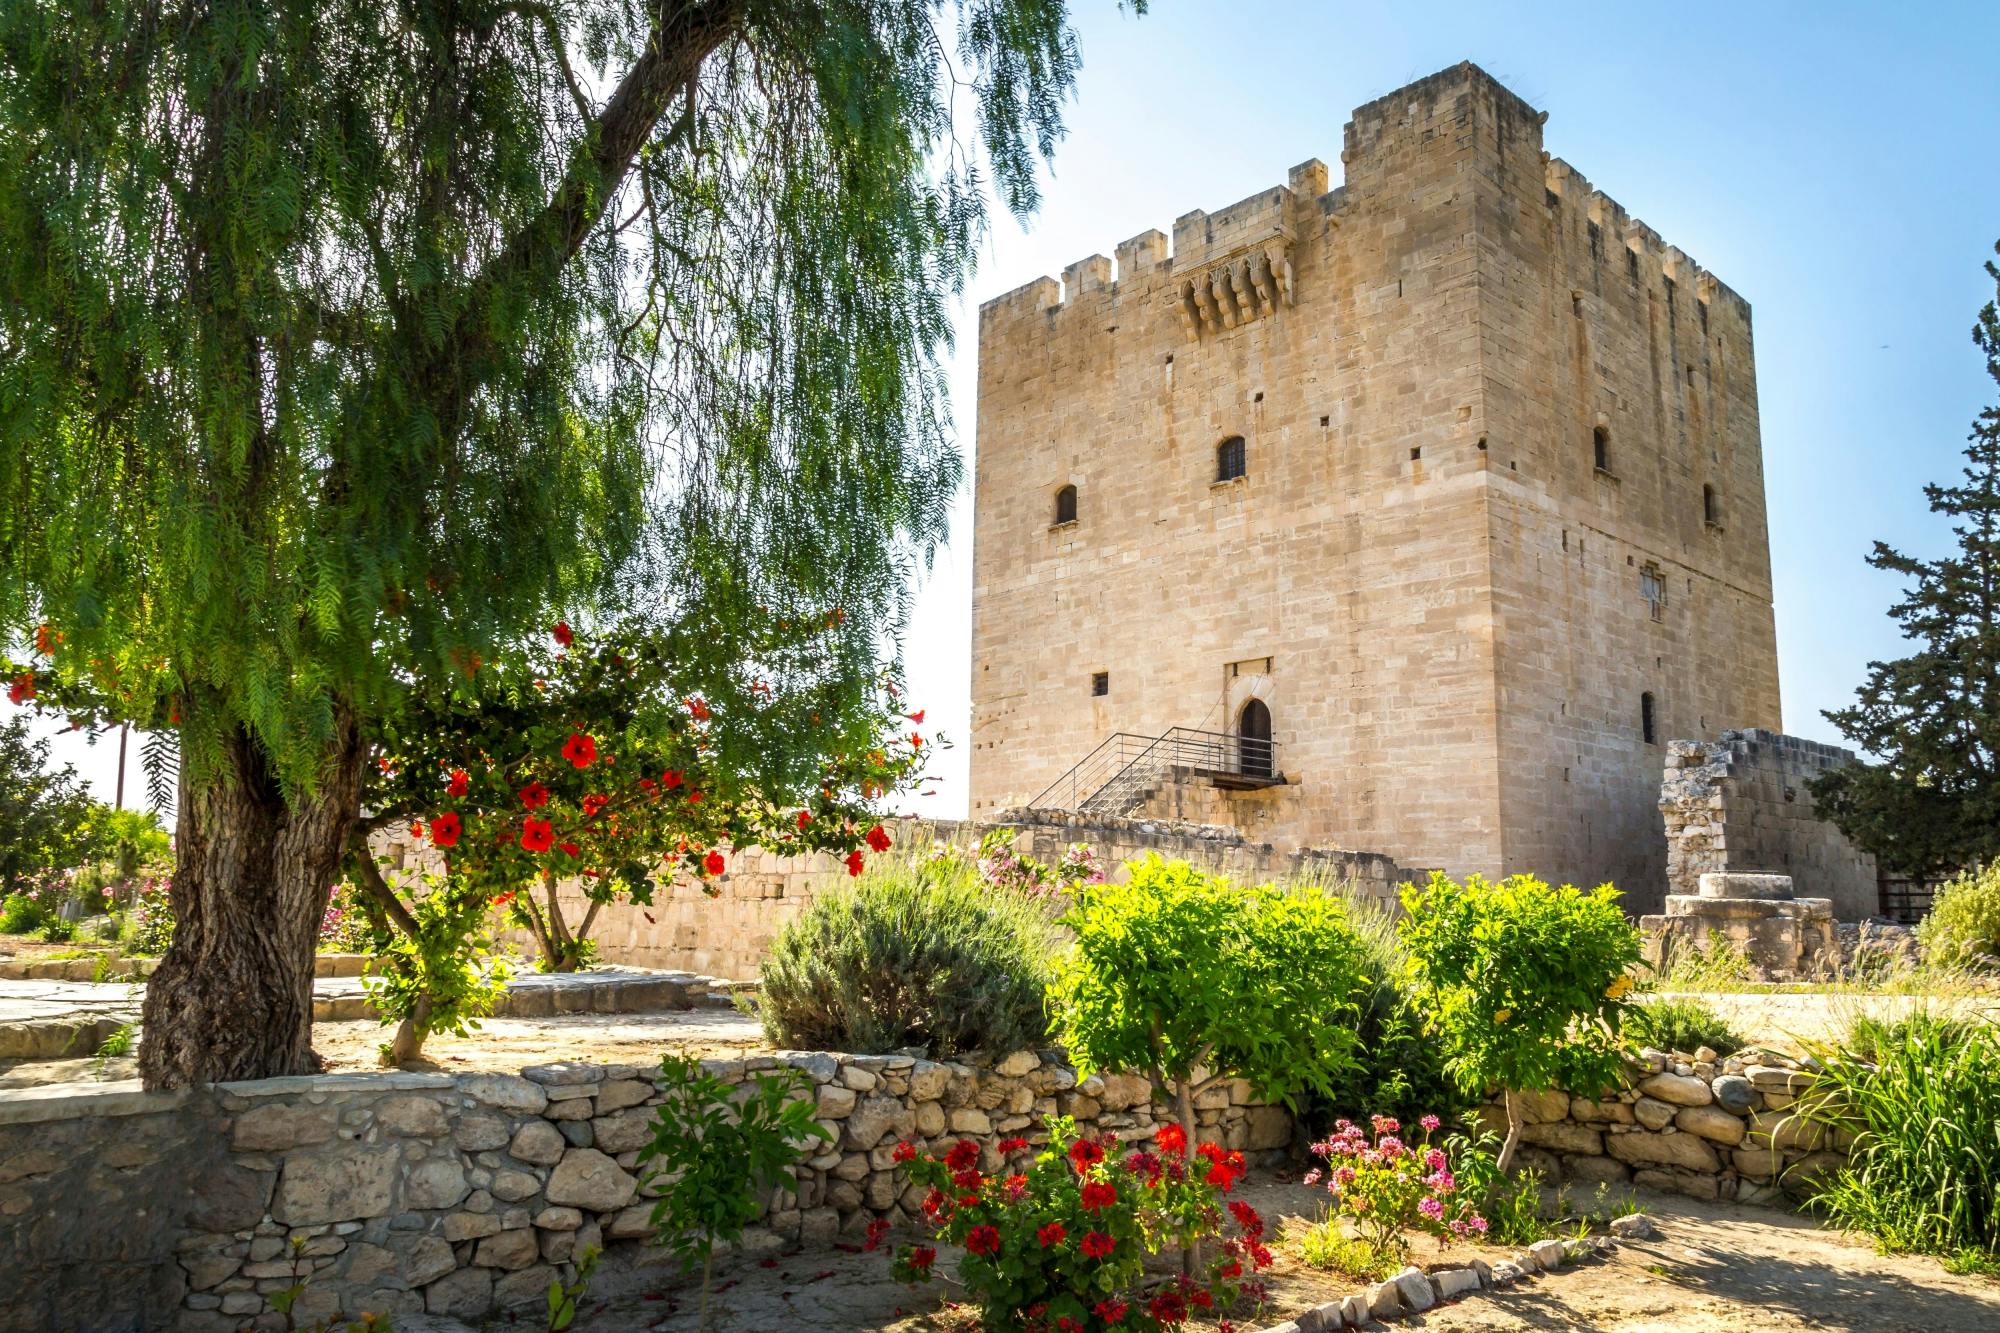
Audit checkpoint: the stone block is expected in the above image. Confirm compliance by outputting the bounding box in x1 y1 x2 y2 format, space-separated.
544 1149 636 1212
1674 1105 1746 1145
274 1148 400 1226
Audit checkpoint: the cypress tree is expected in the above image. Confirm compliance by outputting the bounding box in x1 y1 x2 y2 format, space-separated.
0 0 1105 1085
1813 242 2000 877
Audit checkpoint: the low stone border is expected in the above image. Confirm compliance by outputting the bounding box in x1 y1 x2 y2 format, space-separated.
308 966 741 1022
1253 1234 1616 1332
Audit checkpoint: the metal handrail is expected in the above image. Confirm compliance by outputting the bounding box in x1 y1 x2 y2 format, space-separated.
1029 726 1280 814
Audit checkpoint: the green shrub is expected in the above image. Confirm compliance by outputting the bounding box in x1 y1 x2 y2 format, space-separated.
1049 856 1372 1130
1804 1014 2000 1269
1624 996 1745 1057
1917 863 2000 968
760 853 1056 1057
1660 936 1755 990
1398 871 1643 1173
0 892 45 934
1302 900 1465 1127
37 916 75 943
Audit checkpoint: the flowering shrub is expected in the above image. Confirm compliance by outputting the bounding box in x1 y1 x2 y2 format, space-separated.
126 874 175 955
317 884 378 954
1398 871 1642 1171
961 827 1105 900
888 1117 1271 1331
1303 1113 1487 1263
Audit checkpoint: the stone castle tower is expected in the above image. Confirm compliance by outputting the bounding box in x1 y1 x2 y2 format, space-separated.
967 63 1781 911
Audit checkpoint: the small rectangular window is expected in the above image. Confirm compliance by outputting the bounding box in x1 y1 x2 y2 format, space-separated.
1091 672 1108 697
1216 436 1246 482
1642 692 1658 745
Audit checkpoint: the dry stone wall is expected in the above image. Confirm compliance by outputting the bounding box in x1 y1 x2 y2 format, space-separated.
1479 1047 1849 1208
0 1052 1291 1331
1660 730 1878 920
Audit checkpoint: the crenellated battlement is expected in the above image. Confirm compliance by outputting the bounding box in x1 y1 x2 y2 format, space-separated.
1544 156 1750 321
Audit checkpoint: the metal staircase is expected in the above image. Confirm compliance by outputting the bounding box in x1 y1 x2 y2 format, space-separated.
1029 727 1281 816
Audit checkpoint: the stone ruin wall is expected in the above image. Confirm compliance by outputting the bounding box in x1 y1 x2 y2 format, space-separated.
0 1053 1289 1332
520 811 1435 983
1659 729 1878 920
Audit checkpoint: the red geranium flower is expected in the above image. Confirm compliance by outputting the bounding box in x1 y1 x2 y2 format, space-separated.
997 1137 1029 1155
907 1245 936 1271
864 1218 890 1252
519 817 554 852
1147 1292 1186 1324
552 621 573 647
964 1225 1001 1257
845 849 865 877
1080 1180 1117 1211
865 824 892 853
431 812 463 848
704 850 725 876
952 1168 982 1191
1080 1231 1116 1259
446 768 470 797
1094 1299 1128 1325
519 781 550 809
1069 1139 1106 1174
1036 1222 1066 1249
892 1142 918 1164
1229 1201 1265 1238
1154 1122 1187 1157
944 1140 980 1172
562 731 597 768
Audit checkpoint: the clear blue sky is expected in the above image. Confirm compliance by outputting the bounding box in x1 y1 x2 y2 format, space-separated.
30 2 2000 825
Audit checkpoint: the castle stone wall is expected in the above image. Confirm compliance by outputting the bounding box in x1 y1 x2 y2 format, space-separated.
1659 730 1879 921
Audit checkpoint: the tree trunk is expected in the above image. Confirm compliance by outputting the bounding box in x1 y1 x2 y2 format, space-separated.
138 705 365 1088
387 994 432 1065
1496 1087 1524 1176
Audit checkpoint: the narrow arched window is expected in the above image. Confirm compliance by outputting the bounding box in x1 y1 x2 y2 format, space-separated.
1054 484 1077 525
1238 698 1273 779
1703 484 1720 526
1593 425 1610 472
1216 435 1246 482
1641 692 1658 745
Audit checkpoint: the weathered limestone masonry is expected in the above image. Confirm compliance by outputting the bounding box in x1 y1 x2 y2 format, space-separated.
1660 729 1878 920
0 1054 1290 1331
532 812 1435 979
968 61 1782 914
1479 1047 1849 1207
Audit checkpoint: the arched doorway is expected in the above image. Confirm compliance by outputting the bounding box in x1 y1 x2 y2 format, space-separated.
1237 698 1273 779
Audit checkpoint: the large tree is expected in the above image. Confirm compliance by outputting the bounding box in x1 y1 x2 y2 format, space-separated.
1813 242 2000 878
0 0 1104 1086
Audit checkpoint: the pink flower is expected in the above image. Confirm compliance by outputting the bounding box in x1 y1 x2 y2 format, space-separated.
1419 1197 1445 1221
1420 1114 1442 1132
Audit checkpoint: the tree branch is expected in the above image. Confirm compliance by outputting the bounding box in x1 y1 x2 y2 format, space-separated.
345 829 421 939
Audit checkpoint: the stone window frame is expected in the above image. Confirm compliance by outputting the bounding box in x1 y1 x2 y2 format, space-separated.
1703 483 1724 530
1052 483 1078 527
1214 435 1247 484
1642 691 1659 745
1639 563 1666 623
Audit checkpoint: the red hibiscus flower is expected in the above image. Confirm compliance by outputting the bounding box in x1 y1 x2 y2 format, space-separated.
703 850 725 876
1154 1122 1187 1157
964 1225 1001 1257
491 891 516 908
409 820 426 842
907 1245 936 1271
795 809 811 829
1080 1180 1117 1212
686 789 702 804
1036 1222 1066 1249
562 731 597 768
446 768 469 797
662 769 684 789
845 849 865 877
1093 1299 1128 1324
1069 1139 1106 1174
1080 1231 1116 1259
559 841 580 858
639 777 659 798
7 674 34 705
552 621 573 647
944 1140 980 1172
430 811 463 848
519 781 550 809
580 794 609 818
519 817 554 852
864 824 892 853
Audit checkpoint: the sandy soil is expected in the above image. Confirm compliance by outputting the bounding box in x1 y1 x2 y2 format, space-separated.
568 1185 2000 1333
1680 989 1998 1052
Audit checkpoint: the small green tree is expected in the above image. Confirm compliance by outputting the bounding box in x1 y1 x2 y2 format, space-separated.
0 714 96 888
1048 855 1371 1163
1397 871 1643 1174
637 1054 832 1332
1812 241 2000 877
